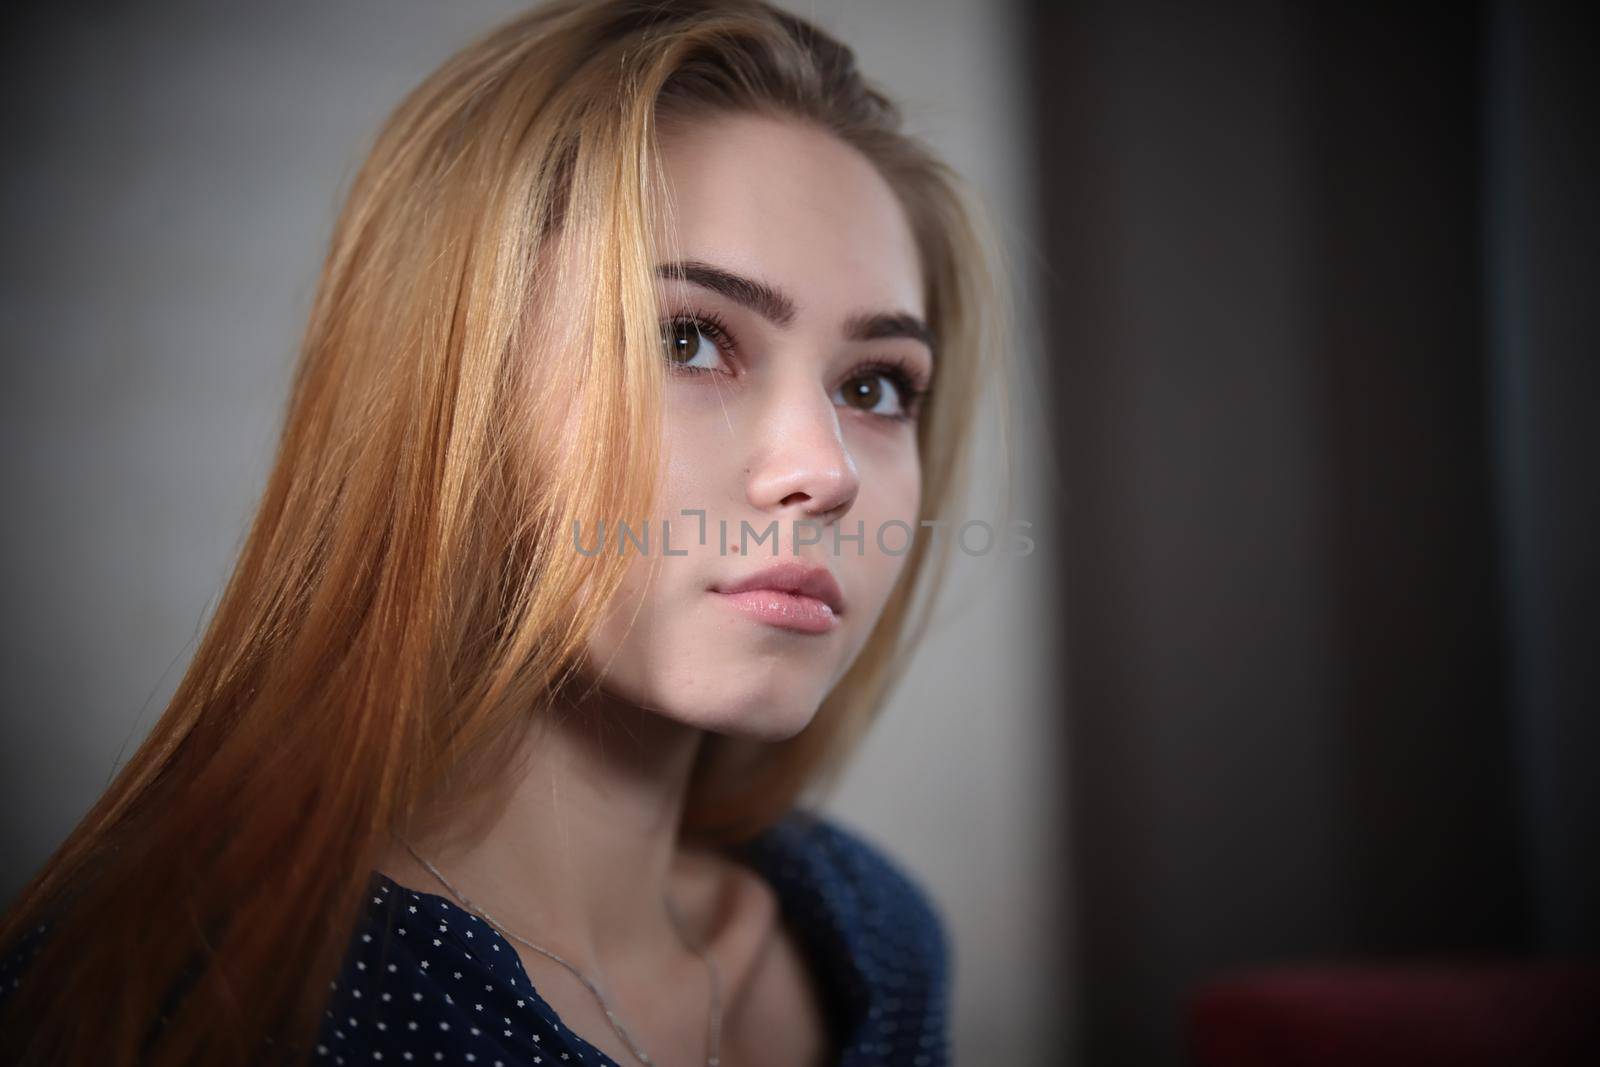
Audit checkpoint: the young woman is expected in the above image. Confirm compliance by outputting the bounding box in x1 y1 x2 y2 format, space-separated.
0 1 1005 1064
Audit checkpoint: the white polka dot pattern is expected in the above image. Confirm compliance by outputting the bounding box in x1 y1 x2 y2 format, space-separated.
0 809 951 1066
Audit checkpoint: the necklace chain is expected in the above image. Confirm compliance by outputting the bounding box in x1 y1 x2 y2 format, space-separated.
401 840 722 1067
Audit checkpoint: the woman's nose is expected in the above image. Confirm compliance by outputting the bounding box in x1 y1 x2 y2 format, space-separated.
744 381 861 523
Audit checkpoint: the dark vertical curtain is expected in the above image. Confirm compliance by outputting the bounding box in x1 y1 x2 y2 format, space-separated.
1026 1 1597 1063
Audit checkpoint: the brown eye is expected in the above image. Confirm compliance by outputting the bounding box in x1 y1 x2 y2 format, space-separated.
660 317 727 372
841 374 885 411
833 368 915 419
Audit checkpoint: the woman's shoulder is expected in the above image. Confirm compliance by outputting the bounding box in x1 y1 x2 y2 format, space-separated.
741 808 950 954
318 872 609 1065
764 809 947 908
733 808 952 1063
0 917 53 1017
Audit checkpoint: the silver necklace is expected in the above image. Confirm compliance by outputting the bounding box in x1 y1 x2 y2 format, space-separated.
400 840 723 1067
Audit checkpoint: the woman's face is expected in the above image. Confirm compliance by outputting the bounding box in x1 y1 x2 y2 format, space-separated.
582 111 930 740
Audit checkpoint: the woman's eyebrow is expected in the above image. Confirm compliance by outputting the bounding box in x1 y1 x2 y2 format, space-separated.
656 260 795 326
656 259 934 355
843 310 935 353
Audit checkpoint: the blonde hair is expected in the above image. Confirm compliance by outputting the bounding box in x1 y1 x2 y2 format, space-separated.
0 1 1005 1063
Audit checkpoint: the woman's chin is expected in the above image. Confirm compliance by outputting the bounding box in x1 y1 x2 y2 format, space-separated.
660 688 825 742
588 652 836 742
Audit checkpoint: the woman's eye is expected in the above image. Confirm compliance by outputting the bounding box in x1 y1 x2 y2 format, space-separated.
834 370 910 418
661 319 727 373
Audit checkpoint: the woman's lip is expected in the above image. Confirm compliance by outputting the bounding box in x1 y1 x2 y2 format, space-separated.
712 589 841 634
711 561 846 615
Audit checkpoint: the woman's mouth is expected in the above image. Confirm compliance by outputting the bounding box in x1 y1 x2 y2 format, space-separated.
710 562 845 634
713 588 840 633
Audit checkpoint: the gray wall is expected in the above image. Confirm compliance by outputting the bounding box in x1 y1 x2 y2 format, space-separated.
0 2 1060 1064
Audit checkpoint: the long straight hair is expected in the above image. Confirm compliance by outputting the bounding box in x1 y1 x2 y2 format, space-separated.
0 1 1006 1063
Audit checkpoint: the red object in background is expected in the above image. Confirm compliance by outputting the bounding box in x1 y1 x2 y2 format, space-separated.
1188 961 1600 1067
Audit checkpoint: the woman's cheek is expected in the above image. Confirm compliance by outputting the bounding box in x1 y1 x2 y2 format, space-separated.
659 384 739 510
848 422 923 517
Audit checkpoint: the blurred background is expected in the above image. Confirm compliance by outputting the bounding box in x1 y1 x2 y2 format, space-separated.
1 1 1594 1065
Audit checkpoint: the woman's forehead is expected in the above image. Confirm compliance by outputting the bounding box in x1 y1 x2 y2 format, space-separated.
652 112 925 323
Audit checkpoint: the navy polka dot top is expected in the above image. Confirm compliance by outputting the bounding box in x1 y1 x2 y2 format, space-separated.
0 809 951 1066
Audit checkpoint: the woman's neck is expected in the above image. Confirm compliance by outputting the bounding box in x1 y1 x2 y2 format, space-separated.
378 687 717 976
